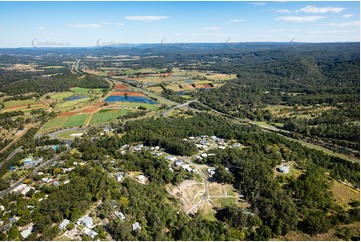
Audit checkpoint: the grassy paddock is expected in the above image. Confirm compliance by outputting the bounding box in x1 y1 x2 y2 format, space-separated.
90 109 131 124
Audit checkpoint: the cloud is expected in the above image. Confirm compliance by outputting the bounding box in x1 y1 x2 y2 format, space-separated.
114 23 124 26
202 26 221 31
229 19 245 23
36 27 46 30
248 2 267 6
275 16 325 23
124 16 168 22
67 23 102 28
342 14 354 18
322 21 360 28
298 5 346 14
276 9 291 14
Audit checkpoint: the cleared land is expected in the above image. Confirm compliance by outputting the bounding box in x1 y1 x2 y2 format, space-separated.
332 180 360 209
90 109 131 124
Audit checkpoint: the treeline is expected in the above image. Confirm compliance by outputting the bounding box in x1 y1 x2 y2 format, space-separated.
282 103 360 143
0 74 109 95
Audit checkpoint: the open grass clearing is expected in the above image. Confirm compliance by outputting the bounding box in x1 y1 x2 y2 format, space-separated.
56 130 86 141
146 86 163 93
332 180 360 209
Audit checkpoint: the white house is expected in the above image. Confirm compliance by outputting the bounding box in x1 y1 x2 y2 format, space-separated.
77 215 94 229
114 211 126 220
137 175 146 183
20 226 33 239
132 222 141 231
59 219 70 230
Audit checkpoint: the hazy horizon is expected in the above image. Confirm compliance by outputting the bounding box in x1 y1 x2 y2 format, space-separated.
0 1 359 48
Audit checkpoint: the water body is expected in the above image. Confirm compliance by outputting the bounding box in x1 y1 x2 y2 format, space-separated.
65 95 87 101
104 96 157 104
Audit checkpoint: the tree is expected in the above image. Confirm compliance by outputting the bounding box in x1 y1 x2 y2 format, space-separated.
8 225 20 240
300 210 331 235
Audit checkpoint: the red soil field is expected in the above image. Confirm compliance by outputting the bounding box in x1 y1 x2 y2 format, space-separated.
59 111 79 117
110 91 145 97
114 84 129 90
81 107 99 113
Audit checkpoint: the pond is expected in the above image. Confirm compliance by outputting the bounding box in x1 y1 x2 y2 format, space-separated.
104 96 157 104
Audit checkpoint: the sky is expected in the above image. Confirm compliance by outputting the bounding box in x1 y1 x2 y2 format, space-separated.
0 1 359 48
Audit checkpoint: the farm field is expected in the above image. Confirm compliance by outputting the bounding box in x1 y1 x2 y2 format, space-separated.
63 114 89 128
90 109 131 124
117 102 160 110
41 116 68 129
1 99 47 112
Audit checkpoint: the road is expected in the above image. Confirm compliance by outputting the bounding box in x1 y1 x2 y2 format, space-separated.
162 100 197 117
0 150 68 197
36 127 86 140
199 101 359 163
0 146 24 169
0 129 28 155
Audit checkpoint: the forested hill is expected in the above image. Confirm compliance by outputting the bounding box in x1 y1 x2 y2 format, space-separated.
197 43 360 115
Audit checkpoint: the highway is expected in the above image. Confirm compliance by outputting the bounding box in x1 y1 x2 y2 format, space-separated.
0 150 68 197
0 146 23 169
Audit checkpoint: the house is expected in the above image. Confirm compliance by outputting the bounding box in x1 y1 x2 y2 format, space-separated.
116 173 124 182
175 160 184 166
181 164 190 169
13 184 31 195
137 175 146 183
201 153 208 158
114 211 126 220
132 222 141 231
77 215 94 229
278 164 290 174
207 167 216 176
186 167 193 173
165 156 177 162
20 226 33 239
59 219 70 230
232 143 241 148
218 145 226 150
83 227 98 239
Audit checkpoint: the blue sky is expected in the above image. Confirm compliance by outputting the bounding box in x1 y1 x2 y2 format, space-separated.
0 1 359 47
